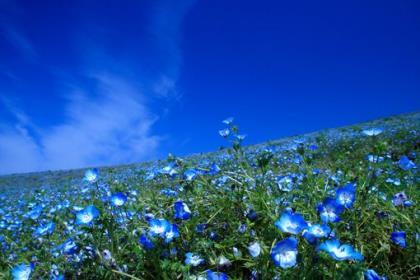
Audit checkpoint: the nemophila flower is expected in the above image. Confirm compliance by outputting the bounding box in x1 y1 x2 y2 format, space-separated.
160 164 178 176
318 239 363 261
144 213 155 222
206 270 229 280
196 223 207 234
208 163 221 175
110 192 127 207
277 175 294 192
84 169 99 183
139 234 154 250
219 128 230 138
60 238 78 255
336 183 356 208
385 178 401 186
25 205 43 220
364 269 387 280
174 201 191 220
238 223 247 234
148 218 171 237
184 168 199 181
312 168 321 175
12 263 34 280
398 156 416 170
75 205 100 225
160 188 178 197
185 252 204 266
235 134 246 141
233 247 241 258
164 224 180 243
209 231 218 240
391 192 412 207
217 255 231 267
303 224 331 244
50 264 64 280
367 155 384 163
362 128 383 136
271 237 298 269
101 249 116 266
275 211 308 234
222 117 234 125
390 231 406 248
33 222 55 237
309 144 318 151
248 242 261 258
245 208 258 221
317 198 344 223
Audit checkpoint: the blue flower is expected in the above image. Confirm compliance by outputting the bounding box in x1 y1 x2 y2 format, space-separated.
398 156 416 170
235 134 246 141
390 231 406 248
336 183 356 208
139 234 154 250
364 269 387 280
174 201 191 220
196 223 207 234
206 269 229 280
275 211 308 234
306 224 331 238
33 222 55 237
219 128 230 138
222 117 234 125
276 175 294 192
12 263 34 280
248 242 261 258
59 238 78 255
160 163 178 176
302 224 331 244
318 239 363 261
160 188 178 197
148 218 171 237
391 192 412 207
208 163 221 175
217 255 231 267
164 224 180 243
110 192 127 207
25 206 43 220
75 205 100 225
362 128 383 136
309 144 318 151
185 252 204 266
270 237 298 269
184 169 199 181
84 169 99 183
317 198 344 223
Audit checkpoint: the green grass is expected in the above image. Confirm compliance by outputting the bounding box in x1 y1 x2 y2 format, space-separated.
0 112 419 279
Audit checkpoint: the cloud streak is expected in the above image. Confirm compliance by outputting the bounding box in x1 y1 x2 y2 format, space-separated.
0 74 161 174
0 0 196 175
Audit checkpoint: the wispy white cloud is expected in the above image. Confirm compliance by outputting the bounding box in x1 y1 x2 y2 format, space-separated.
0 0 196 175
0 74 160 174
43 74 161 170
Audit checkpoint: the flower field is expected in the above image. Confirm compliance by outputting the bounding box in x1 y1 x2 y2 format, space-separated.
0 113 418 279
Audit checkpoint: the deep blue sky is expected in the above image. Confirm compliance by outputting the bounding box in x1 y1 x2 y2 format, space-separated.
0 0 419 174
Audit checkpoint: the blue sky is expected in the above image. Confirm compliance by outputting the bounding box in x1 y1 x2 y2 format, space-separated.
0 0 419 174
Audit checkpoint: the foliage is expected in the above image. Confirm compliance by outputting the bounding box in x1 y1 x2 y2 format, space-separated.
0 113 419 279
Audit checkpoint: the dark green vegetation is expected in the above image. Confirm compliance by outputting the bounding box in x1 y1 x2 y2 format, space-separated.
0 113 419 279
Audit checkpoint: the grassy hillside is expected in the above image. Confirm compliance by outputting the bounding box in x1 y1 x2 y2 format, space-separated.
0 112 419 279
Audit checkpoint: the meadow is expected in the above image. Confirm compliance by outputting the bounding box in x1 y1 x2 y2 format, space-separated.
0 113 418 280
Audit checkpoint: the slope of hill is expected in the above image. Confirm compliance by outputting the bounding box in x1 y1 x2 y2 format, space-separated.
0 112 418 279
